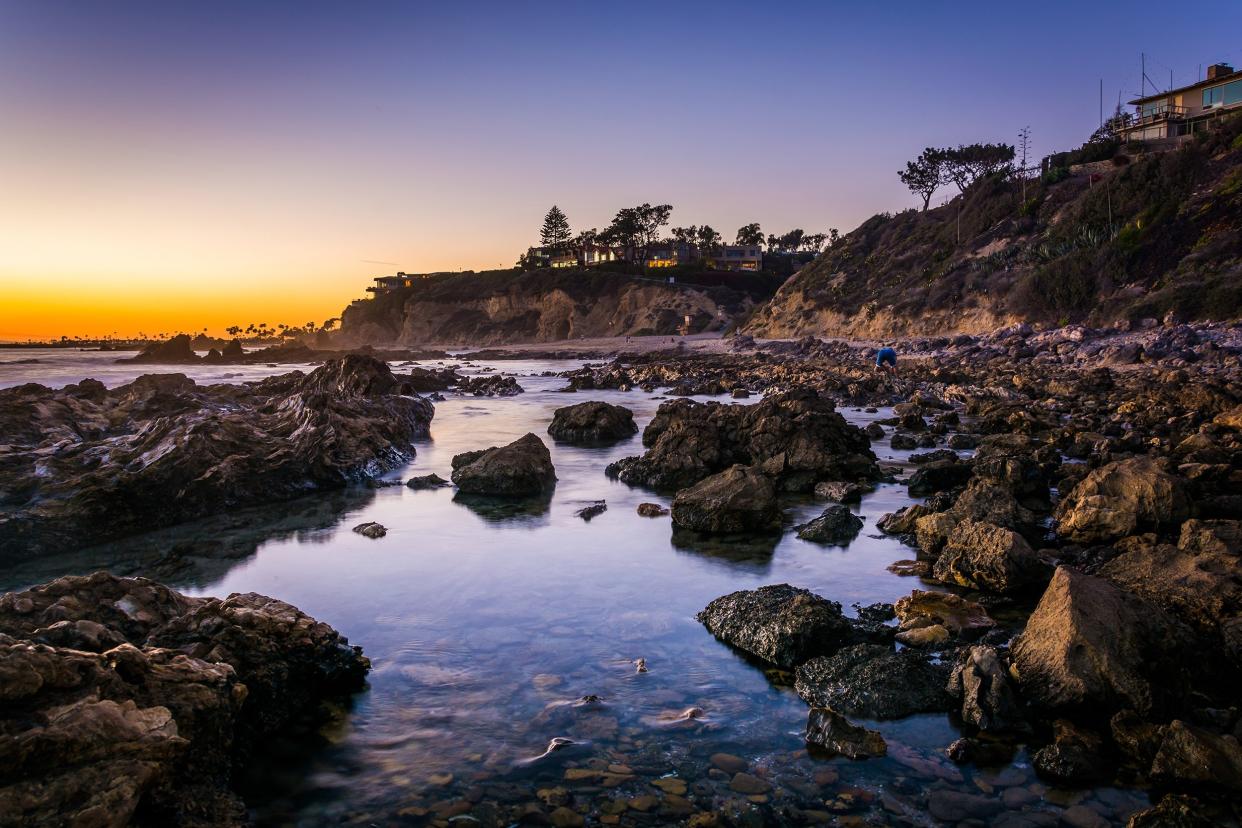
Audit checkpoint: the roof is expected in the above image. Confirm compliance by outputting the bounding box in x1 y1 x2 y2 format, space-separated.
1129 68 1242 105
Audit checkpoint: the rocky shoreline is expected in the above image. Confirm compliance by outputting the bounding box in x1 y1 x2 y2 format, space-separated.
0 355 435 559
1 322 1240 825
557 323 1241 825
0 572 369 826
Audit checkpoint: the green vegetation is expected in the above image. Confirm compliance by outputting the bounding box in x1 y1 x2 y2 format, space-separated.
752 114 1242 331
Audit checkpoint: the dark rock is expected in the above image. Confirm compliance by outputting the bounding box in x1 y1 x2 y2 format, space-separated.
910 449 959 465
1150 720 1242 791
697 584 854 668
606 389 879 492
948 433 979 450
450 433 557 496
126 333 200 364
1110 710 1166 771
948 645 1026 732
671 465 780 534
813 481 867 503
795 505 864 545
933 519 1052 594
1126 794 1218 828
575 501 607 521
0 355 435 559
1011 567 1195 716
406 473 451 490
946 737 1017 766
547 401 637 444
1055 457 1192 543
456 374 524 396
0 573 368 826
804 707 887 758
352 521 386 538
877 504 931 537
795 644 953 719
636 503 668 517
891 433 918 450
1032 719 1112 784
864 422 885 439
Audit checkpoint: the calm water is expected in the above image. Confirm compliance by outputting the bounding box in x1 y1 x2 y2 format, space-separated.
1 350 1149 826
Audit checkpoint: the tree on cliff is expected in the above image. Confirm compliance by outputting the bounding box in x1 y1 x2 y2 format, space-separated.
540 205 572 248
941 143 1015 192
735 223 763 246
899 147 947 210
697 225 722 254
599 203 672 265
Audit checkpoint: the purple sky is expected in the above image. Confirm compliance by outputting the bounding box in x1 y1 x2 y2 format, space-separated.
2 0 1239 338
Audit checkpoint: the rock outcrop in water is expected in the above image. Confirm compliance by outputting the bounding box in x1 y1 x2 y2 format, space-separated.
0 572 369 826
450 433 557 496
696 584 856 669
606 389 879 492
0 355 434 560
669 465 780 535
121 334 450 366
547 401 638 445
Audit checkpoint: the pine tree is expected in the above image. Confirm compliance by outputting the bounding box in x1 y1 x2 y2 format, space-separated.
540 205 572 248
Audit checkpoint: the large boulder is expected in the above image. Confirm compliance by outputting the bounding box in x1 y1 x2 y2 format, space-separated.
932 519 1052 594
1011 567 1195 716
0 355 435 559
907 458 973 497
450 433 557 496
697 584 854 668
1054 457 1192 543
547 401 637 444
794 505 863 545
671 465 780 534
0 572 369 826
1099 532 1242 640
795 644 953 720
607 390 879 492
124 333 200 364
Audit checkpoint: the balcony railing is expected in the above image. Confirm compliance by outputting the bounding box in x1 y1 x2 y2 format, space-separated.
1133 104 1187 126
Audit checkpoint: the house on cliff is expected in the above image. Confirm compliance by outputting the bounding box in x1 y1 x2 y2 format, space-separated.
1120 62 1242 143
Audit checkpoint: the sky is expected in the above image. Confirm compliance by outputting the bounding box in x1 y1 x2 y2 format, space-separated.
2 1 1240 340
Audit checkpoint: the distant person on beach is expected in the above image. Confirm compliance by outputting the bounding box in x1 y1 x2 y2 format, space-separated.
875 344 898 374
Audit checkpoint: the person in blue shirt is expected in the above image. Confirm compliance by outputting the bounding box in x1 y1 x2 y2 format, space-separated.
875 344 898 374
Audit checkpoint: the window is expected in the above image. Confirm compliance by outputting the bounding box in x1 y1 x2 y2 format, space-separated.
1225 80 1242 106
1204 86 1224 107
1140 100 1166 118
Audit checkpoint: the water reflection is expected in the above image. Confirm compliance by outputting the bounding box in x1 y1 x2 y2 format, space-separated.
670 528 779 572
0 487 377 592
451 491 555 523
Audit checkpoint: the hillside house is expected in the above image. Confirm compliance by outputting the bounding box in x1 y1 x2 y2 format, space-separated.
366 272 420 294
1121 63 1242 142
706 245 764 272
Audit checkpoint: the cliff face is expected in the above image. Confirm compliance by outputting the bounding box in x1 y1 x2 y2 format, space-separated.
337 270 759 346
745 117 1242 339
